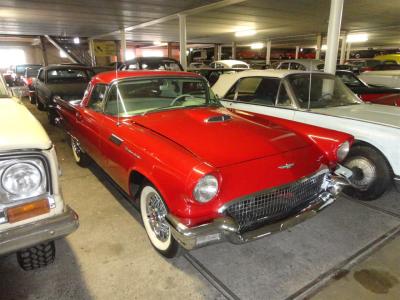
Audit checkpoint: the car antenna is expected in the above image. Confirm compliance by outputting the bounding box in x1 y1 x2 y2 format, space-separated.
116 60 121 126
307 61 312 111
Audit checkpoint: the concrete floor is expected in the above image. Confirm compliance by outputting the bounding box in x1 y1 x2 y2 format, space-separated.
0 99 399 300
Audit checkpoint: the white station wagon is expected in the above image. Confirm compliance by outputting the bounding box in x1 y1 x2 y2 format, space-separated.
213 70 400 200
0 75 78 270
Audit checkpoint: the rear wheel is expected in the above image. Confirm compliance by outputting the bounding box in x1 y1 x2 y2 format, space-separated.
71 136 90 167
343 145 391 201
17 241 55 271
48 111 57 125
36 97 45 111
29 93 36 104
140 185 181 258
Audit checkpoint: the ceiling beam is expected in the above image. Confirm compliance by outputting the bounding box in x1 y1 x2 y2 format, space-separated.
90 0 246 39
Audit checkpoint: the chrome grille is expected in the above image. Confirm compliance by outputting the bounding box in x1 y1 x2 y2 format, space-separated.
223 171 327 233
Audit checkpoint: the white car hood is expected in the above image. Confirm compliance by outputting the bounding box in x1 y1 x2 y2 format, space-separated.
312 103 400 129
0 98 51 152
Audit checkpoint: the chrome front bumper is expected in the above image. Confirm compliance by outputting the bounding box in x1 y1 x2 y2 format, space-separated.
394 176 400 193
0 206 79 256
167 168 351 251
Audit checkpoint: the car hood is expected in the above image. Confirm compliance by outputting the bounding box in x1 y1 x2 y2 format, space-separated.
133 107 310 167
0 98 51 152
312 103 400 128
47 82 87 99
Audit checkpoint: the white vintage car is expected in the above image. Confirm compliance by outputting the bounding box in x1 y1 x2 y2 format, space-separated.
359 70 400 89
0 75 78 270
210 60 250 69
212 70 400 200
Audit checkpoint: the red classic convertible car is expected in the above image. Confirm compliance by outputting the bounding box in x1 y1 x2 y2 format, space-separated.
56 70 353 257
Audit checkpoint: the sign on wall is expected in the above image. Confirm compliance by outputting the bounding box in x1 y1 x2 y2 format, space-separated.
93 41 116 56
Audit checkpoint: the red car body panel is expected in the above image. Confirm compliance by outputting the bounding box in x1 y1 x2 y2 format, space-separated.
57 71 353 227
368 94 400 106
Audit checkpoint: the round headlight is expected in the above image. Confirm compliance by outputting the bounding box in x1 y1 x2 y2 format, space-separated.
337 141 350 162
1 162 43 196
193 175 218 203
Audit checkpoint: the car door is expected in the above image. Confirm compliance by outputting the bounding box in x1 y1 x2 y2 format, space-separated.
220 76 296 120
76 83 109 166
97 84 134 191
35 69 46 104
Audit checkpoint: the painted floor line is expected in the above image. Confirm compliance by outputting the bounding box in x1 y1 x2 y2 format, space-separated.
184 253 241 300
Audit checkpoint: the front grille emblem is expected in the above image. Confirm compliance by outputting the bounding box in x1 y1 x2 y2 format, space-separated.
278 163 295 170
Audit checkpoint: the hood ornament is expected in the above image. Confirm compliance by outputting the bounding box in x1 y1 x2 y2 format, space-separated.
278 163 295 170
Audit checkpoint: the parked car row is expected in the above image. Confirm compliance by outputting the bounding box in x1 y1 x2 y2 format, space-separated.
4 56 398 267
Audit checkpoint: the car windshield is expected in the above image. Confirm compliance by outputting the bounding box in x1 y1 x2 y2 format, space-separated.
138 60 182 71
103 77 221 116
47 68 90 83
287 73 362 109
336 72 365 87
25 66 41 77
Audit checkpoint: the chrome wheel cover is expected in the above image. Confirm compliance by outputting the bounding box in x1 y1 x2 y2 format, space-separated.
145 191 169 242
345 156 377 190
71 137 82 161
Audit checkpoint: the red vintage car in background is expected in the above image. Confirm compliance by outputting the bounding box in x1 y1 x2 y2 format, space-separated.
55 70 353 257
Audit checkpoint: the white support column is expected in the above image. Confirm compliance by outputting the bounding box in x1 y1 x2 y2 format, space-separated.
346 42 351 61
120 30 126 62
179 14 187 71
339 34 347 64
265 40 272 65
217 44 222 60
295 46 300 59
232 42 236 59
88 38 96 67
315 34 322 59
324 0 344 74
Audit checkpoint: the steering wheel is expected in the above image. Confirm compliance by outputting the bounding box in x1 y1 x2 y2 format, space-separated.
317 93 332 102
170 94 194 106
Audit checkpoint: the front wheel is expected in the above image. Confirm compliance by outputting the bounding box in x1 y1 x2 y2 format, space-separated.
343 145 391 201
140 185 181 258
17 241 55 271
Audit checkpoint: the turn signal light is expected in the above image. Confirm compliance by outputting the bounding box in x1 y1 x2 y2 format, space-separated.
7 199 50 223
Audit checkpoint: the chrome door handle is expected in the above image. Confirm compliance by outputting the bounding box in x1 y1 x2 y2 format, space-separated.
109 134 123 146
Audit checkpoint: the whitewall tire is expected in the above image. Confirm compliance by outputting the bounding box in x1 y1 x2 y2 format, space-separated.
140 185 181 257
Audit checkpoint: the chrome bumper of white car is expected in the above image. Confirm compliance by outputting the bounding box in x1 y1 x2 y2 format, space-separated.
166 168 351 251
394 176 400 193
0 206 79 256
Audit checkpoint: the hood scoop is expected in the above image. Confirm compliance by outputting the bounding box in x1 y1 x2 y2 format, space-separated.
204 114 232 123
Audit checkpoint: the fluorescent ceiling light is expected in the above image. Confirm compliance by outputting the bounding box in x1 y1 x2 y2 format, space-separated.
347 33 368 43
73 37 80 44
321 44 328 51
250 42 264 49
153 41 166 46
235 29 256 37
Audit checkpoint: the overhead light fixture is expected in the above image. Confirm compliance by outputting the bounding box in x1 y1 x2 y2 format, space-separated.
153 41 166 46
73 37 80 44
250 42 264 49
235 29 256 37
347 33 368 43
321 44 328 51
